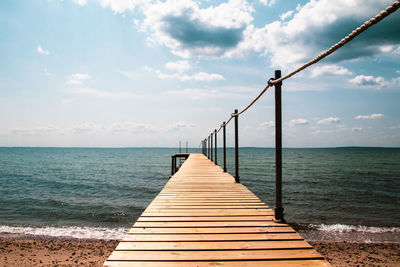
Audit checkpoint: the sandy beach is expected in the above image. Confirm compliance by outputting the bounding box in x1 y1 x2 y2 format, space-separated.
0 236 399 266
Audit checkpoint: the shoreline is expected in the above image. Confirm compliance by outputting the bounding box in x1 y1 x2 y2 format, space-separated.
0 236 399 266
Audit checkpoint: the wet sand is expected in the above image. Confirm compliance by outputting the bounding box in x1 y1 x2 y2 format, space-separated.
0 236 399 266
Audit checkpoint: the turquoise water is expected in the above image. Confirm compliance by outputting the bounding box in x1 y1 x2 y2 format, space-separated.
0 147 399 241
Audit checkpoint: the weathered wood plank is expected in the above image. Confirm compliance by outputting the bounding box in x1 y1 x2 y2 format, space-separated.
122 233 303 241
115 240 312 250
107 249 324 261
128 226 295 234
133 221 285 227
104 260 330 266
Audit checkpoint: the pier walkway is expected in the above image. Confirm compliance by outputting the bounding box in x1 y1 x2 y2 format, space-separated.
104 154 329 266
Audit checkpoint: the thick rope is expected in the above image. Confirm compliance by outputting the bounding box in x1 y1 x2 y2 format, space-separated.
269 0 400 85
237 84 272 116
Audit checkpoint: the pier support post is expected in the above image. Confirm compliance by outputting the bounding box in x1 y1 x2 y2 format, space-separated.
223 122 227 172
214 129 217 165
274 70 284 222
234 109 240 183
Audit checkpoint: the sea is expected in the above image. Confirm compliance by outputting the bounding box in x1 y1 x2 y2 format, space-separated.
0 147 399 243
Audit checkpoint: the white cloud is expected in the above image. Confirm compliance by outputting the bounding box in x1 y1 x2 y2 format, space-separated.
349 75 385 87
165 60 191 73
312 129 333 135
10 126 59 136
37 45 50 55
168 121 195 131
74 0 87 6
354 113 384 120
259 0 400 69
141 0 254 58
257 121 274 129
44 68 51 76
98 0 145 13
390 125 400 129
352 127 363 132
259 0 276 7
109 122 157 133
280 10 294 21
378 45 394 53
67 73 91 85
183 72 224 82
167 85 257 100
72 122 103 134
317 117 340 124
289 118 309 127
147 66 224 82
168 88 219 100
117 70 140 80
96 0 399 65
310 64 352 77
67 87 137 99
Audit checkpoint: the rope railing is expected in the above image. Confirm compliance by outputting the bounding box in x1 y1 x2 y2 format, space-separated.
269 0 400 86
200 1 400 222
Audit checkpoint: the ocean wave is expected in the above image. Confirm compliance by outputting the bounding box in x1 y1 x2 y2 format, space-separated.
0 225 128 240
309 224 400 233
299 224 400 242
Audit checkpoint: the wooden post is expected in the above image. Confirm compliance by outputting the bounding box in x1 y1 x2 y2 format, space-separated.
274 70 284 222
234 109 239 183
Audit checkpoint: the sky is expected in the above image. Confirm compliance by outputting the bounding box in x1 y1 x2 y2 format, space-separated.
0 0 399 147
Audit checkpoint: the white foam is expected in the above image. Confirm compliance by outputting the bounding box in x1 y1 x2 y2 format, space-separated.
310 224 400 233
0 225 128 240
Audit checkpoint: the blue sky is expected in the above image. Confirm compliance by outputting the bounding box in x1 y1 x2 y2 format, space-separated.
0 0 399 147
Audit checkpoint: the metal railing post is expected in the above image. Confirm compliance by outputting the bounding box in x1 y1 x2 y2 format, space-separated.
274 69 284 222
222 122 227 172
234 109 240 183
214 129 217 165
208 136 210 159
171 155 174 176
211 133 213 162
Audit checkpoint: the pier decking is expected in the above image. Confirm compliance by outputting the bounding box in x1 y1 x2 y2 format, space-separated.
104 154 330 266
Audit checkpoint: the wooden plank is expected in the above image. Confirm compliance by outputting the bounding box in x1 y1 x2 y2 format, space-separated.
133 221 285 227
147 205 269 209
115 240 312 250
137 216 275 222
128 227 295 234
122 233 303 241
150 200 264 203
141 211 274 216
104 260 330 266
107 249 324 261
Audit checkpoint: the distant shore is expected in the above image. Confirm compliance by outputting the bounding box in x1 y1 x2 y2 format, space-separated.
0 236 399 266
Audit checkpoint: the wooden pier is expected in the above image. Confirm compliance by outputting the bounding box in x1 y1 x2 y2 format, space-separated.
104 154 330 266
